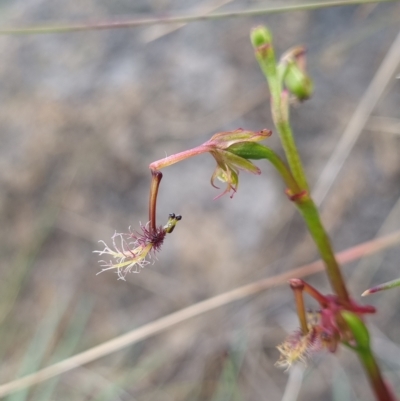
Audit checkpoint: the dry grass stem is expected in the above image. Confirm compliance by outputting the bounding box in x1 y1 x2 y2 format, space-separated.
141 0 234 43
0 0 396 35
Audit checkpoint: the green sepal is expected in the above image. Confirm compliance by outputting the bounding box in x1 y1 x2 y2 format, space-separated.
341 311 370 351
228 142 275 160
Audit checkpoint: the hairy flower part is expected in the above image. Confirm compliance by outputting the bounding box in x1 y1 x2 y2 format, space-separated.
276 314 342 371
278 280 377 370
95 231 153 280
94 214 181 280
276 326 323 370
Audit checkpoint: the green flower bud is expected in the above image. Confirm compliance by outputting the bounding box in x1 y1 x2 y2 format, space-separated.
250 26 272 48
284 61 314 101
281 46 314 101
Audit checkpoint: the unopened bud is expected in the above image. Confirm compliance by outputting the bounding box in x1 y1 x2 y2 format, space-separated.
281 47 313 101
284 61 313 101
250 26 272 48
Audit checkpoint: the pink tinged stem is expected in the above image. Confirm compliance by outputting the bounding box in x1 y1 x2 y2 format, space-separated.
149 170 163 234
290 278 329 307
289 279 308 335
149 145 210 171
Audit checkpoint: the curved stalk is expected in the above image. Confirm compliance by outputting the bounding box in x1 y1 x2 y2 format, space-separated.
149 170 163 233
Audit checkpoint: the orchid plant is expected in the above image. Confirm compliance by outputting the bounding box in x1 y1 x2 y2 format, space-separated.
96 25 396 401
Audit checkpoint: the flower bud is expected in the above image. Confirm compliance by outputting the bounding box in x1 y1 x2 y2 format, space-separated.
281 46 314 101
250 26 272 48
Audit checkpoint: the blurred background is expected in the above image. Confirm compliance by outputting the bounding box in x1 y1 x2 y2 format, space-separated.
0 0 400 400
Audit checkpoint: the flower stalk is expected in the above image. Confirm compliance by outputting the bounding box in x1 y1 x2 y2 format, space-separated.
289 279 308 335
250 25 394 400
228 142 302 196
251 26 350 304
251 30 309 192
150 128 272 199
295 194 350 303
95 170 181 279
149 170 163 233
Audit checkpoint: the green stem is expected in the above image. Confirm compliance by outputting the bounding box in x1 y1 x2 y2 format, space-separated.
358 350 395 401
251 27 349 302
251 26 395 400
276 119 309 191
295 195 350 303
228 143 302 195
253 40 309 191
231 141 350 301
341 311 395 401
230 141 350 301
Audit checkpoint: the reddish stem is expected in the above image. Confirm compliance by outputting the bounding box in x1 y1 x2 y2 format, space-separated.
289 279 308 335
149 170 163 233
296 279 330 307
